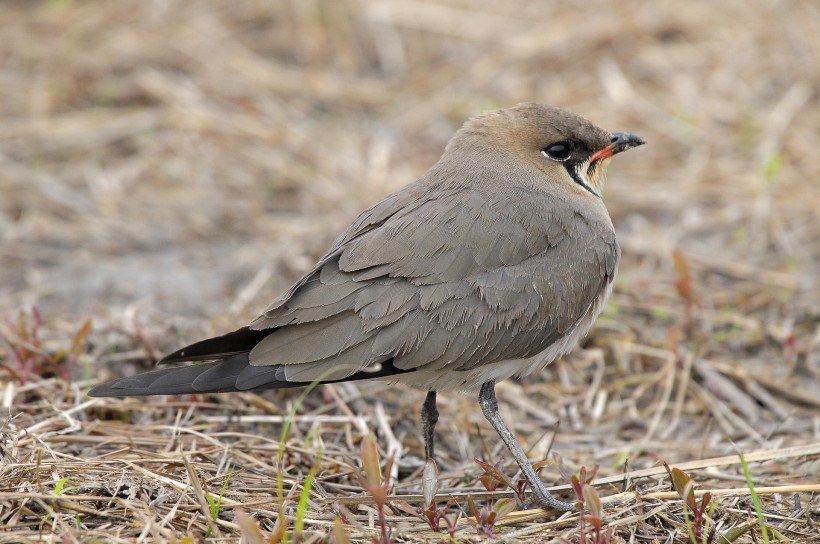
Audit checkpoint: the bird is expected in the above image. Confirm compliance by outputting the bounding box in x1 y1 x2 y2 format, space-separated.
90 103 644 511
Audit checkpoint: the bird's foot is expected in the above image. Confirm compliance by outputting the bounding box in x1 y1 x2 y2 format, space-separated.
522 483 576 512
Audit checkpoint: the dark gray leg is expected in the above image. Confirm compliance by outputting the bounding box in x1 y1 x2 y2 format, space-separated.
478 381 574 511
420 390 439 460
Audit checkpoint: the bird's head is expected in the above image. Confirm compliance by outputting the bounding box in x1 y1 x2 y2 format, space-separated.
454 103 644 197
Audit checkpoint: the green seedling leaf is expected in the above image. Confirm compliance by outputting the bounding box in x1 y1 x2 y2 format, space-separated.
491 498 516 519
207 471 233 522
670 467 697 510
294 464 317 540
739 453 770 544
682 498 697 544
612 450 629 469
717 520 758 543
762 151 781 184
583 484 603 519
53 477 70 496
275 370 335 527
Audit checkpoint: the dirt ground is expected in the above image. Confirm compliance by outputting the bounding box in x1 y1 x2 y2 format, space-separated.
1 1 819 542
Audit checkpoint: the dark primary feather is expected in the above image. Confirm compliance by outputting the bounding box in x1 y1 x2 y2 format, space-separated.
158 326 271 364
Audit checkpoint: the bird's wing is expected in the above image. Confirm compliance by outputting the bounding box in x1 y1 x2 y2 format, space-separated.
245 185 619 383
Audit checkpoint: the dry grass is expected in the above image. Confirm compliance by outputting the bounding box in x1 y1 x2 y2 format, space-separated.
1 0 819 542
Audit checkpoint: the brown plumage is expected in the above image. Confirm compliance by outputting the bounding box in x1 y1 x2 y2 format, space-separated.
90 103 644 510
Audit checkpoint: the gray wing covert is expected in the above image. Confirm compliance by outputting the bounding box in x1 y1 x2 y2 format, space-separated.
247 187 618 382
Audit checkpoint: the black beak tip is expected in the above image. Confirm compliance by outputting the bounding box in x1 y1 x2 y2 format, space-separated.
611 131 645 152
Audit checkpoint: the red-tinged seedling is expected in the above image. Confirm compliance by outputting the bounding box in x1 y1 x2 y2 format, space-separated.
581 484 612 544
555 454 597 509
473 456 554 504
666 464 716 544
441 510 461 540
333 516 351 544
554 455 611 544
357 435 395 544
2 307 46 384
672 249 694 305
474 457 528 502
466 495 516 538
522 458 553 499
394 459 460 538
1 307 91 387
672 248 697 333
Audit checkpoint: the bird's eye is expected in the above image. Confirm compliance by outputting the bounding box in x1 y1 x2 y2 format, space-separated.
542 142 572 161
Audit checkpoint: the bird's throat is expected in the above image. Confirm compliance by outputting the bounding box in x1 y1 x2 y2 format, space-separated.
567 161 603 198
586 157 611 195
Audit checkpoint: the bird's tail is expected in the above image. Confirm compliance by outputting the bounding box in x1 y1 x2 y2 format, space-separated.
89 352 412 398
89 326 288 397
87 354 294 397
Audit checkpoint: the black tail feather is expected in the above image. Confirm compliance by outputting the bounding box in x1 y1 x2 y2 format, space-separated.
89 354 414 398
89 359 243 397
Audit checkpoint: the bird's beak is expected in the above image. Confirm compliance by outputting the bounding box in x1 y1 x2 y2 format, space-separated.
590 132 645 164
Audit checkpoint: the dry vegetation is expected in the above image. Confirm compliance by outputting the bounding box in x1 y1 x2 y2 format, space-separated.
1 0 819 542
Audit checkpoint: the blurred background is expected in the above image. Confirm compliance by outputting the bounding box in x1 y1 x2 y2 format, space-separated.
1 2 819 539
2 0 817 331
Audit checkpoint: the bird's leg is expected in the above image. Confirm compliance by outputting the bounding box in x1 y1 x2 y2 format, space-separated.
478 381 575 511
420 390 439 460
